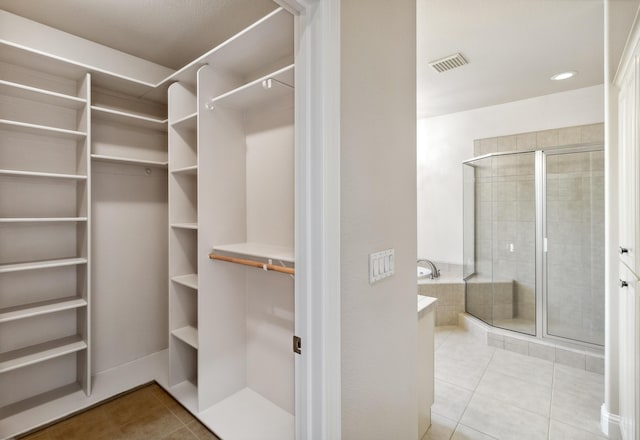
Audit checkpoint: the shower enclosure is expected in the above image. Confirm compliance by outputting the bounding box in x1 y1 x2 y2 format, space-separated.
463 145 604 347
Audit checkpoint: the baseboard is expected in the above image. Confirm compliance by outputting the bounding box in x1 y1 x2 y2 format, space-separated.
601 403 622 439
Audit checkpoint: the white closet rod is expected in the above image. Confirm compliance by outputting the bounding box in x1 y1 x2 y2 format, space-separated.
209 253 295 275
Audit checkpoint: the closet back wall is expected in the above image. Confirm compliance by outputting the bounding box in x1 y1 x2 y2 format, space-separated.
91 162 168 372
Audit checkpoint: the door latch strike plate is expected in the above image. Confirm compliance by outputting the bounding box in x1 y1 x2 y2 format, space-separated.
293 335 302 355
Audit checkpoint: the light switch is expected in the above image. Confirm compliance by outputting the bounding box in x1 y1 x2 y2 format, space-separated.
369 248 395 284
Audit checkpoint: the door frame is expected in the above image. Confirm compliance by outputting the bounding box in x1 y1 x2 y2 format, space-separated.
539 145 605 349
274 1 342 439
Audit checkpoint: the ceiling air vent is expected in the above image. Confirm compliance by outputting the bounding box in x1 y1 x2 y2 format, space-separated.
429 53 468 73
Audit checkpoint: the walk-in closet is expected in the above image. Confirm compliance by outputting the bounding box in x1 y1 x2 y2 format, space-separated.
0 3 296 439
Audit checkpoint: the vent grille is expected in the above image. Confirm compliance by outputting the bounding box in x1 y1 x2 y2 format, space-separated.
429 53 468 73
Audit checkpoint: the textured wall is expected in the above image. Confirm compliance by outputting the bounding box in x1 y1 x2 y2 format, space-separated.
341 0 418 438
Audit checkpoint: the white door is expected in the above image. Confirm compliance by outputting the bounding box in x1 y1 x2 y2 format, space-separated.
617 46 640 440
619 263 639 440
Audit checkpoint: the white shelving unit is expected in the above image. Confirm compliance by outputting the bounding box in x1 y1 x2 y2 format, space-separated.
0 57 92 412
91 87 168 168
168 80 199 404
0 5 296 438
192 10 295 438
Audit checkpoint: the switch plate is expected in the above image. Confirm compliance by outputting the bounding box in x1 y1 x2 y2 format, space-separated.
369 249 395 283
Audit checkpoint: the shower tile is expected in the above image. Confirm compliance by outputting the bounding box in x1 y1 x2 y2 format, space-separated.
477 182 492 201
558 127 581 145
437 306 462 326
517 199 535 222
474 140 481 157
432 379 474 421
516 180 535 200
558 177 584 200
487 333 504 349
517 153 535 176
479 138 498 155
528 342 555 362
497 135 517 152
493 156 518 177
460 393 549 440
585 354 604 374
580 124 604 143
475 369 552 417
496 201 517 221
497 181 517 201
555 347 586 370
537 129 559 148
516 132 537 151
503 335 528 355
548 420 607 440
590 151 605 171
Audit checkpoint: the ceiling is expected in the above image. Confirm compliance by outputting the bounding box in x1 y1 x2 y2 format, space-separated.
0 0 277 70
418 0 638 118
0 0 637 117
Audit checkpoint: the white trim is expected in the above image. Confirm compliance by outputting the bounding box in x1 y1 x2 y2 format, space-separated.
292 0 341 438
601 403 622 439
614 3 640 86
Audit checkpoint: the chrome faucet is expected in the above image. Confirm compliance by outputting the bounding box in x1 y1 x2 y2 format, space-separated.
417 259 440 279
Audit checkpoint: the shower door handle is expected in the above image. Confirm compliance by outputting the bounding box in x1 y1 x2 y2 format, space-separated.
620 246 629 254
620 279 629 288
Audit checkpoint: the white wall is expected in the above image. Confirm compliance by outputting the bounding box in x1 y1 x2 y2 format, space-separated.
418 84 605 265
341 0 418 438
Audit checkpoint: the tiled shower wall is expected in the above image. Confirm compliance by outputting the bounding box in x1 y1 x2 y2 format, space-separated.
470 123 604 339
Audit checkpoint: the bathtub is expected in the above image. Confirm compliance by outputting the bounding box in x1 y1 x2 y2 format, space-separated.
417 262 465 326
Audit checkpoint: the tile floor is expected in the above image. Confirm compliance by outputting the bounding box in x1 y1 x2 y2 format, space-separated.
424 326 607 440
18 383 220 440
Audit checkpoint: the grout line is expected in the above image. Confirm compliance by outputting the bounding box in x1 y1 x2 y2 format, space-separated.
547 363 556 439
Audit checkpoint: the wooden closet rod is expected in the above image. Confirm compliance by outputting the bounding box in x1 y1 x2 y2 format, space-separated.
209 253 295 275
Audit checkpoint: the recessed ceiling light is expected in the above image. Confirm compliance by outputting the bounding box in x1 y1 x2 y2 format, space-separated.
550 71 577 81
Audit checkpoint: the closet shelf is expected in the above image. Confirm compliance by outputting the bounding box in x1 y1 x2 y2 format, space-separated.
171 165 198 175
0 169 87 180
91 154 168 168
0 79 86 109
91 106 168 131
169 8 293 86
171 223 198 230
172 326 198 349
0 297 87 324
211 243 294 264
0 335 87 374
169 381 198 414
208 64 294 112
0 217 88 223
0 119 87 140
199 388 294 440
0 257 88 274
170 112 197 131
171 274 198 290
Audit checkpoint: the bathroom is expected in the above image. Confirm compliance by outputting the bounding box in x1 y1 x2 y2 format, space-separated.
416 0 634 438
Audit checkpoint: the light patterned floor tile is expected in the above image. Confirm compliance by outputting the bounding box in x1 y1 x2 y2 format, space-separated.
486 349 554 386
460 393 549 440
451 424 497 440
550 388 604 436
432 379 473 421
475 369 551 417
548 419 607 440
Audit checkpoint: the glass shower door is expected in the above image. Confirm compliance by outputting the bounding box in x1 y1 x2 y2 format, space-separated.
544 149 604 346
